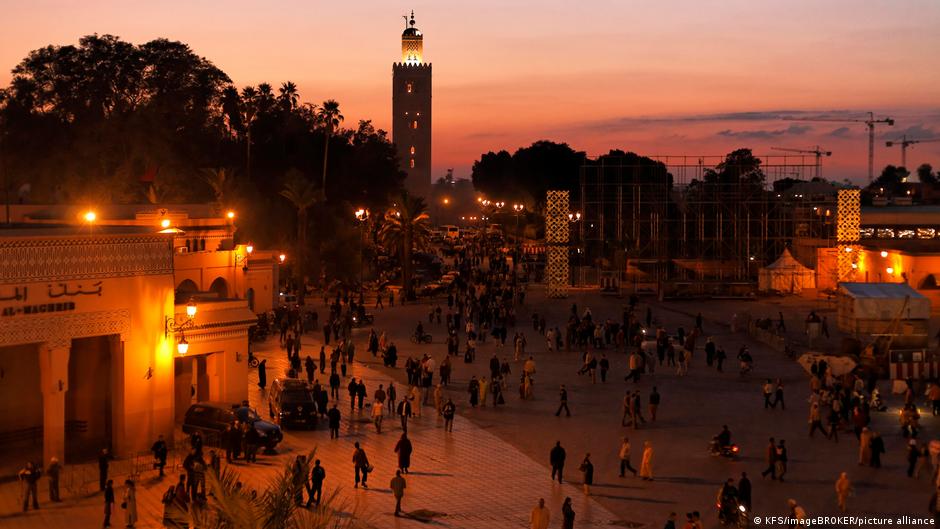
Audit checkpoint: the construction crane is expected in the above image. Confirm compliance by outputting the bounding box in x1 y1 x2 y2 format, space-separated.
770 146 832 179
886 135 940 169
786 112 894 182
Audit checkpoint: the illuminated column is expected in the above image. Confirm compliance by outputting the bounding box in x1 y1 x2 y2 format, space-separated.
837 189 861 282
546 191 570 298
39 339 71 464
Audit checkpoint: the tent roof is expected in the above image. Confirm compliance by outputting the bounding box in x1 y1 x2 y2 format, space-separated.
838 282 926 300
763 248 811 270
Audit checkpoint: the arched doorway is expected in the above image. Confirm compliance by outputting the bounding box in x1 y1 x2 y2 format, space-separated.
209 277 229 298
920 274 938 290
176 279 199 300
246 288 255 311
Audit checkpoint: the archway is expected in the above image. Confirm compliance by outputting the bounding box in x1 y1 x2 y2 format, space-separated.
209 277 229 298
176 279 199 300
920 274 939 290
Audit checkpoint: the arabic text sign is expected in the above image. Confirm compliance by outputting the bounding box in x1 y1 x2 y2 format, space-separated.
0 282 104 304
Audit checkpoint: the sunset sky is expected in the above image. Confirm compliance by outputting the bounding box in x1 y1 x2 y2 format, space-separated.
3 0 940 183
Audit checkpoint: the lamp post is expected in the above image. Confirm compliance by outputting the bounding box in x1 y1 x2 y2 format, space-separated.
166 300 198 355
355 208 369 300
568 212 582 286
234 244 253 299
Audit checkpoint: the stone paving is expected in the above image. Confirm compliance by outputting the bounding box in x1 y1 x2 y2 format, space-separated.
1 284 937 529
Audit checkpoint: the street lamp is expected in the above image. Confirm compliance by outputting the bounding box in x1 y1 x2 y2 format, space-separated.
83 210 97 223
355 208 370 299
279 253 286 263
166 299 198 354
226 210 235 220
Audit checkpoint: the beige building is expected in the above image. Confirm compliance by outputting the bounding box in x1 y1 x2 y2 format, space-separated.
0 205 280 465
393 11 432 199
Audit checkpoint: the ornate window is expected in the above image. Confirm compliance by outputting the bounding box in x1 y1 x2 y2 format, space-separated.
406 82 413 93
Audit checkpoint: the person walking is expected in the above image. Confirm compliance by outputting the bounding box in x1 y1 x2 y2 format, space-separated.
580 453 594 495
773 379 785 410
98 448 110 492
639 441 654 481
387 381 397 414
775 440 788 482
649 387 661 422
397 397 412 433
561 497 575 529
761 437 776 479
18 461 40 512
122 479 138 528
443 398 456 432
835 472 851 512
619 436 638 477
352 442 370 489
306 459 326 508
46 457 61 502
395 433 413 474
809 402 828 437
550 441 566 484
328 404 341 439
103 479 115 527
257 359 267 390
372 398 384 434
858 427 872 466
390 470 407 516
738 472 752 510
555 385 571 417
600 354 610 383
530 498 551 529
151 435 168 478
762 379 774 409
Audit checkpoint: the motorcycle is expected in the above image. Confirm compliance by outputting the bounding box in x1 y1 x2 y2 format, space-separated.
248 349 260 368
708 438 740 459
870 389 887 412
717 498 749 528
411 332 433 344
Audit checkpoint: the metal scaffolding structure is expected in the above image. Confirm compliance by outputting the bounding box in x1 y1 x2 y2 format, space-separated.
578 154 837 294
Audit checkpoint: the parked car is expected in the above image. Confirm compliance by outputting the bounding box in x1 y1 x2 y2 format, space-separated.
268 378 318 430
182 402 283 449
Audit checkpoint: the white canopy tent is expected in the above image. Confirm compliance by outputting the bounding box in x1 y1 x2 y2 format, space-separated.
758 248 816 294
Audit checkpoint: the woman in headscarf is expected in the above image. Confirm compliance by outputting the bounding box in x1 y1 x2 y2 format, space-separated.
639 441 654 481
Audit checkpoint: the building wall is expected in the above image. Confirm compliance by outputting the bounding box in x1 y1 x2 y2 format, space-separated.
818 247 940 314
0 231 257 464
393 63 432 199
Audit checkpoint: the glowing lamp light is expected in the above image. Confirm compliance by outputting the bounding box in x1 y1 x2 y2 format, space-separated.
226 211 235 220
880 251 889 258
851 263 858 269
186 301 198 318
246 244 254 255
83 211 97 223
886 267 894 274
177 336 189 355
279 254 286 263
443 198 450 205
844 247 853 253
160 218 171 229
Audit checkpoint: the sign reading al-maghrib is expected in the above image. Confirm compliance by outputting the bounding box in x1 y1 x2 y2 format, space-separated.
0 282 103 317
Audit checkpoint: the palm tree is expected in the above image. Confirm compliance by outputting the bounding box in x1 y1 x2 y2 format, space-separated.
278 81 299 111
316 99 344 196
280 171 320 284
240 86 258 179
202 167 235 213
378 190 431 299
185 450 363 529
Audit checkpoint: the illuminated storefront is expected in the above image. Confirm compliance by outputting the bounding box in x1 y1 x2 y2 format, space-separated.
0 206 276 464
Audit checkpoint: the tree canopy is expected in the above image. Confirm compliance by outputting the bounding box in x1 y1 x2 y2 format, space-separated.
471 140 585 208
0 34 405 258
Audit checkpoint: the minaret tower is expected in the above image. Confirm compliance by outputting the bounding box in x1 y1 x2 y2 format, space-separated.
393 11 432 199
